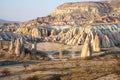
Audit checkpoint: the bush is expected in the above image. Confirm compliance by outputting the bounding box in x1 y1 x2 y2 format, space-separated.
23 63 29 71
113 59 120 76
62 50 70 55
25 75 39 80
1 68 11 76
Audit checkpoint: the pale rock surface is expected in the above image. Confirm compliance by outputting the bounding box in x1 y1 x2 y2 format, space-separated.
9 39 14 54
50 29 57 36
48 24 120 48
31 28 41 39
92 33 101 52
15 38 21 56
81 36 92 58
31 42 37 54
0 40 3 50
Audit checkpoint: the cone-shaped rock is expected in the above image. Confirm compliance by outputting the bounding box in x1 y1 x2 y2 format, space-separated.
81 36 92 58
20 37 25 55
50 29 57 36
0 41 3 50
9 39 14 54
15 38 21 56
59 48 62 59
92 33 101 52
31 42 37 54
32 28 41 39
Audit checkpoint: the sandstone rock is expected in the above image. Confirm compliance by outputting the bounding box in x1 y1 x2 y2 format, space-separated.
15 38 21 56
9 39 14 54
31 42 37 54
31 28 41 39
92 33 101 52
18 1 120 27
20 37 25 55
81 36 92 58
59 48 62 59
50 29 57 36
48 24 120 48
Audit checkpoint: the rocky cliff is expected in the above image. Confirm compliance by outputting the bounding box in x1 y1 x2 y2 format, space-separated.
20 1 120 27
46 24 120 48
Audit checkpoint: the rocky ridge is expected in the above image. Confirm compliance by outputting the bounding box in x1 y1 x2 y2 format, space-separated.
0 0 120 47
20 1 120 27
46 24 120 48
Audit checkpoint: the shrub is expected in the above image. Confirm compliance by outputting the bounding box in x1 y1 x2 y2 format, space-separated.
113 58 120 76
62 50 70 55
23 63 29 71
25 75 39 80
1 68 11 76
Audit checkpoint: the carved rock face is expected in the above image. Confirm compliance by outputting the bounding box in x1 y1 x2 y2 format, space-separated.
48 24 120 48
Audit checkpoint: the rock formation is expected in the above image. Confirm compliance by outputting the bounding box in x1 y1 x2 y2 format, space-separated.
48 24 120 48
31 42 37 54
59 49 62 59
0 40 3 50
9 39 14 54
18 1 120 27
15 38 21 56
50 29 57 36
81 36 92 58
31 28 41 39
0 0 120 61
92 33 101 52
0 1 120 43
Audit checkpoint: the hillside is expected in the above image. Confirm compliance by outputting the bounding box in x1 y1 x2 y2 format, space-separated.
20 1 120 27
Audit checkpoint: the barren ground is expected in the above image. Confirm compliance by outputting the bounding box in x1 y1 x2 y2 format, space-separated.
0 42 120 80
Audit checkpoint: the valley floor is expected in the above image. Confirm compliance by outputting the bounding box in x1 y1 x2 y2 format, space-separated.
0 53 120 80
0 42 120 80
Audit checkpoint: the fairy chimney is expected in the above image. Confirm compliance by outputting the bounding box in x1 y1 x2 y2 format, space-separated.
20 37 25 54
81 36 92 59
15 38 21 56
92 33 101 52
31 42 37 54
9 39 14 54
59 48 63 59
0 40 3 50
50 29 57 36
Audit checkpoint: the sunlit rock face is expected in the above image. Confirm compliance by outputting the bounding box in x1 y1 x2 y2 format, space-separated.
15 27 48 40
92 33 101 52
48 24 120 48
9 39 14 54
51 2 110 16
19 1 120 27
81 36 92 58
15 38 21 56
0 1 120 44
